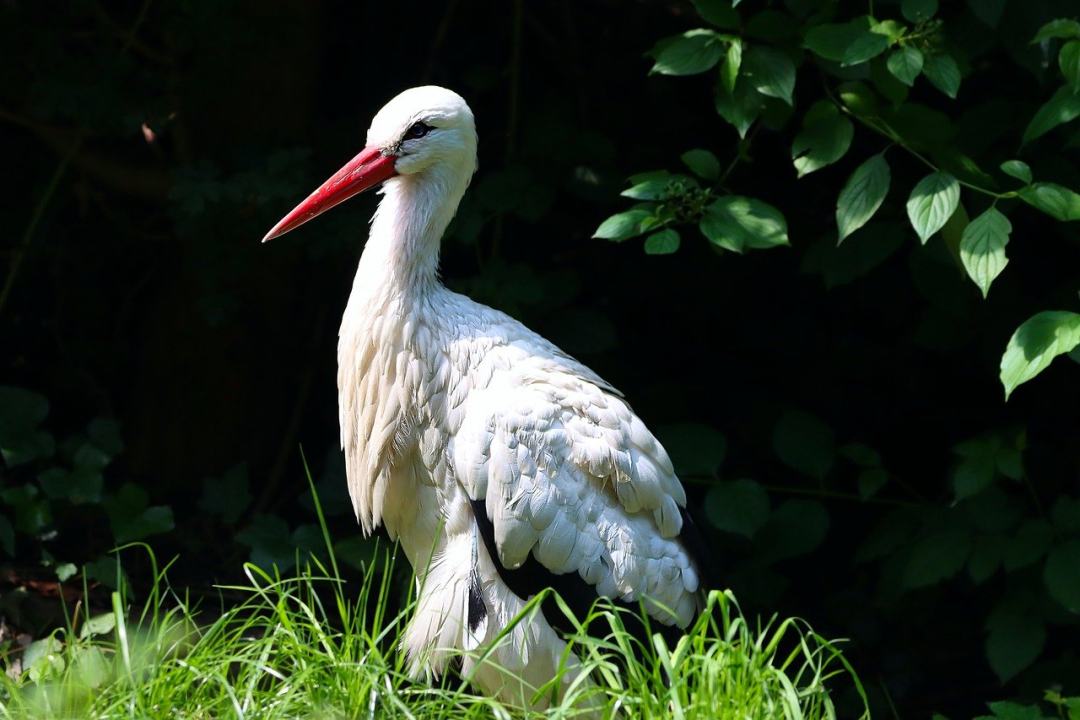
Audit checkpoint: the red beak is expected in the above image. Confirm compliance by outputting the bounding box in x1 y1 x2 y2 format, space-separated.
262 146 398 242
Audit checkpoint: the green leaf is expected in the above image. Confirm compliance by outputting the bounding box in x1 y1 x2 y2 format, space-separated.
1018 182 1080 220
804 18 874 62
1061 41 1080 87
755 499 830 563
622 178 677 200
237 514 296 570
1032 19 1080 43
722 39 742 94
986 612 1046 682
903 528 971 588
887 46 924 86
901 0 938 23
644 228 680 255
967 0 1006 27
1051 496 1080 533
922 53 961 98
743 46 795 105
199 463 252 524
691 0 740 28
952 442 997 501
1023 86 1080 144
656 423 727 476
650 30 725 76
714 78 764 138
103 483 175 543
681 149 721 180
1003 520 1053 570
700 195 789 252
906 172 960 242
836 154 891 242
1000 311 1080 399
772 409 835 480
705 478 770 538
1000 160 1032 184
593 209 653 241
55 562 77 581
78 612 117 639
967 535 1003 583
87 418 123 456
1045 540 1080 612
959 207 1011 298
858 468 888 500
791 102 854 177
842 29 890 67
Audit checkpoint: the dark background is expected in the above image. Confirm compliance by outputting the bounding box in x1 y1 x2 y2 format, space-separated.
2 1 1078 717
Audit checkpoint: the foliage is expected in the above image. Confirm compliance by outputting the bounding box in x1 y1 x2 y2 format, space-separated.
595 0 1080 398
592 0 1080 710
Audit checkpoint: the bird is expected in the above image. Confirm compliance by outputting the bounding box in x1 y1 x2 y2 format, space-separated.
263 86 703 708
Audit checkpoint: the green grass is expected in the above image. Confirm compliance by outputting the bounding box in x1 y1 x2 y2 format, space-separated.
0 547 867 719
0 478 868 719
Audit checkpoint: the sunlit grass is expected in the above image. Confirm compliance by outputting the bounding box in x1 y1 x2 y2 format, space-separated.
0 478 868 719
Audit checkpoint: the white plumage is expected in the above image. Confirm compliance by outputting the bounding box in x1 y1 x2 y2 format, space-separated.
264 86 703 708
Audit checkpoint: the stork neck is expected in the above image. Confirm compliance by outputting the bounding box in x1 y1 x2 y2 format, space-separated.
357 167 469 296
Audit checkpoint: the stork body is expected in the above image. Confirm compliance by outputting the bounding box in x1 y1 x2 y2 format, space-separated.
265 87 702 706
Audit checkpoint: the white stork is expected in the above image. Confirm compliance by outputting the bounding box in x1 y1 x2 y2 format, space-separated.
263 86 703 707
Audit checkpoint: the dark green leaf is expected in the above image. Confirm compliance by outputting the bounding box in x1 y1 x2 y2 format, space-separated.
967 0 1006 27
842 29 890 67
681 149 721 180
887 46 924 86
804 18 874 63
1000 160 1032 184
858 468 888 500
755 499 830 563
772 409 835 480
237 514 296 570
593 209 653 241
691 0 739 28
1023 86 1080 144
986 612 1045 682
1000 311 1080 399
1061 41 1080 87
743 47 795 105
644 228 681 255
837 154 891 242
1051 496 1080 533
903 528 971 588
714 79 764 137
959 207 1011 298
801 222 904 288
1018 182 1080 221
1044 540 1080 612
622 178 675 200
200 463 252 524
1032 19 1080 43
701 195 789 252
1003 520 1053 570
901 0 938 23
651 30 725 76
705 478 770 538
792 102 854 177
923 53 961 98
967 535 1003 583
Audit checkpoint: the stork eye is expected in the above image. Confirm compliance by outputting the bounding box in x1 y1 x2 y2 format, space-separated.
404 121 433 140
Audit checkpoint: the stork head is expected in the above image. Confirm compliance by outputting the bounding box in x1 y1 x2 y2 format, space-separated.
262 86 477 242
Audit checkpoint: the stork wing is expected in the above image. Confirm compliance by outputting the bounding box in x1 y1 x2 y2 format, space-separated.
453 364 701 628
